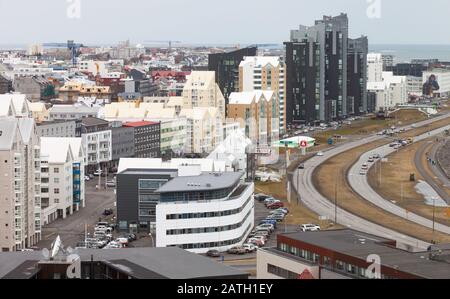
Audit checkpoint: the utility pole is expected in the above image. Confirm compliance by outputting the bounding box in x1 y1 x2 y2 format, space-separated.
334 169 338 225
432 197 436 243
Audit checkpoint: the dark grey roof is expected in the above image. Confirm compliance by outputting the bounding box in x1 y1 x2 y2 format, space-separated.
156 172 243 193
0 247 248 279
281 229 450 279
81 117 109 127
0 118 19 150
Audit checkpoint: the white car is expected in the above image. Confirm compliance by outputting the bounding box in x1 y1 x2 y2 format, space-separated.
299 224 321 232
316 151 325 157
242 243 257 253
84 175 91 181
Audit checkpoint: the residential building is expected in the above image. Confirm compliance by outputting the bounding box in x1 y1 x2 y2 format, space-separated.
36 120 77 138
116 158 254 254
386 63 427 78
347 37 369 114
48 104 102 121
257 229 450 279
239 56 286 132
227 91 280 144
157 118 187 158
182 71 226 122
13 76 53 102
0 118 41 252
28 102 49 123
80 118 112 173
58 82 112 103
367 53 383 83
367 72 407 111
40 138 85 224
0 94 32 118
180 107 222 154
208 47 257 101
0 247 249 279
285 13 368 124
123 121 161 158
381 54 395 69
0 75 12 94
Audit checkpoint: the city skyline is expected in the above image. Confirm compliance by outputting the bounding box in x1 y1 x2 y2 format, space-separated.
0 0 449 45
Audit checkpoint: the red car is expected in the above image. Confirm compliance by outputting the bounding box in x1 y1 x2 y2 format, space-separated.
267 202 284 209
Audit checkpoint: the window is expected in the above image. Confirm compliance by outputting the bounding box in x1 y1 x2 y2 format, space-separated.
54 168 59 173
54 178 59 184
54 188 60 194
267 264 298 279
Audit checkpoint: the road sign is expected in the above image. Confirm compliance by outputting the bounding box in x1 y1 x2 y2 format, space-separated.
300 140 308 148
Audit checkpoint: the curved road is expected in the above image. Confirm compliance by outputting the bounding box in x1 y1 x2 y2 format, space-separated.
293 112 450 250
349 123 450 236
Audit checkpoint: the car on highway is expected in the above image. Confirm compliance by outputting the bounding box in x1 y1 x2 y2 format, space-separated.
368 157 375 163
298 163 305 169
316 151 325 157
227 246 247 255
299 224 321 232
361 163 369 170
106 180 116 187
373 153 381 159
103 208 114 216
206 250 221 257
359 169 367 175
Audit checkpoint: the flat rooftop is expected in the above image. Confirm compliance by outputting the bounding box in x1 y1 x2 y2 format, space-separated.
156 171 243 193
280 229 450 279
0 247 248 279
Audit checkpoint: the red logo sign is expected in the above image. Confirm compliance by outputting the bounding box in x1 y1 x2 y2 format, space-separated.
300 140 308 148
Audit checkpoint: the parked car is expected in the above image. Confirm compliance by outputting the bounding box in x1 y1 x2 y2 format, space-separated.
93 170 103 176
122 233 137 242
266 215 285 222
263 197 277 204
255 193 271 202
259 220 277 228
267 202 284 209
242 243 257 253
84 175 91 181
247 238 265 247
103 209 114 216
206 250 221 257
299 224 321 232
256 224 275 232
227 246 247 255
106 181 116 187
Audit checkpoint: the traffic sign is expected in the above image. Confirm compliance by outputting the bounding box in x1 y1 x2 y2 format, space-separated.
300 140 308 148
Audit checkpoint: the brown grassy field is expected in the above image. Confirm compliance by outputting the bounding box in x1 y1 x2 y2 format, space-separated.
313 116 450 243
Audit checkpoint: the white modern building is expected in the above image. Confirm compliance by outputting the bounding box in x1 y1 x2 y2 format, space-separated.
156 171 254 254
40 137 86 225
82 130 112 169
367 53 383 83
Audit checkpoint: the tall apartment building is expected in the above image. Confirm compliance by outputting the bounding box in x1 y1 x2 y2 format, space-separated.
80 118 112 173
182 71 226 122
227 91 280 145
239 56 286 132
0 118 41 252
208 47 257 102
347 37 369 114
285 13 368 125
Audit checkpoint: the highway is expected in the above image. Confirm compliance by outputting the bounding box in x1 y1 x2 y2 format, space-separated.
293 112 450 250
348 123 450 235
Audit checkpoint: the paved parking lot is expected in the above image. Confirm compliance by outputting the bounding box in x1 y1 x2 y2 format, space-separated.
36 177 117 249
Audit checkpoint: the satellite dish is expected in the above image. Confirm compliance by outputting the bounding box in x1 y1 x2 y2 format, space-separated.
50 236 63 258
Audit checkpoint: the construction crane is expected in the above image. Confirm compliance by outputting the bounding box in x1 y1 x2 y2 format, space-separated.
143 40 181 52
43 40 84 66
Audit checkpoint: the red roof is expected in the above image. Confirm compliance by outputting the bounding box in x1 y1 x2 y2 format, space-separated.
123 121 159 127
298 269 315 280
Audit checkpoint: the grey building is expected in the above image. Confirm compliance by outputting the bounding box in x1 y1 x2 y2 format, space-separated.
116 168 178 230
36 120 77 137
49 105 101 121
123 121 160 158
286 13 368 124
347 37 368 114
111 125 135 168
13 76 52 102
0 247 249 279
0 75 12 94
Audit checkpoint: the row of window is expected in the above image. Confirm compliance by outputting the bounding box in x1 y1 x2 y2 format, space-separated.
166 208 252 236
165 194 253 220
173 223 252 250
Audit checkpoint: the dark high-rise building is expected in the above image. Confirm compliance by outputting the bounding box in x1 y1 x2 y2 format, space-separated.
285 13 368 125
347 37 368 114
208 46 257 102
386 63 427 77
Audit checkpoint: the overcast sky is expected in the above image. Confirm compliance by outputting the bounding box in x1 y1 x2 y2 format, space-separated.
0 0 449 45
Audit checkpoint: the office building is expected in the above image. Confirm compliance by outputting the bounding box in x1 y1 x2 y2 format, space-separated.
116 158 254 254
239 56 286 132
208 47 257 101
48 105 102 121
123 121 161 158
367 72 407 111
257 229 450 279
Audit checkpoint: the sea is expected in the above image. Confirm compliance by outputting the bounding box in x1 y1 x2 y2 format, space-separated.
1 43 450 64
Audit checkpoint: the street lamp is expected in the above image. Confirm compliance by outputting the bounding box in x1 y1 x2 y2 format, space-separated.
149 233 154 247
